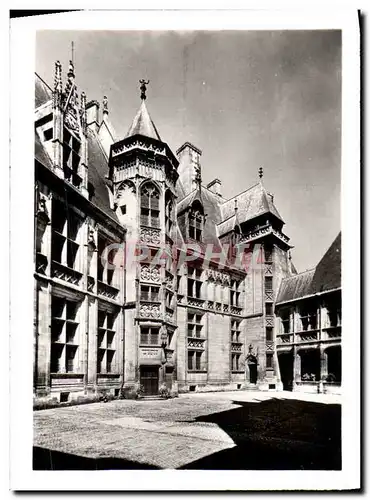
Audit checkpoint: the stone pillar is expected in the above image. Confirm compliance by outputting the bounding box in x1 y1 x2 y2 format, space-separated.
292 346 301 391
319 346 328 394
87 297 98 388
35 281 52 394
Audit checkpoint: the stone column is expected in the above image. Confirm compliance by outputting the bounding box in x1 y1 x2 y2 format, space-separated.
319 346 328 394
292 346 301 391
35 281 52 394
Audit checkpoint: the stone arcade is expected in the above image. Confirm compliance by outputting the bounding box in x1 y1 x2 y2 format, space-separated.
34 60 341 405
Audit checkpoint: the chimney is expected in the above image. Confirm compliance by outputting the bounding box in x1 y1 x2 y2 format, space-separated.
207 178 222 197
176 142 202 196
86 100 100 132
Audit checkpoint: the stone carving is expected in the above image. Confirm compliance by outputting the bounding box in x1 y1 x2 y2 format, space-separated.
265 290 274 301
36 193 50 223
207 269 231 285
188 297 204 308
231 342 242 352
265 316 274 326
139 302 161 319
187 338 205 349
230 306 242 316
98 281 119 299
52 261 82 285
140 265 161 283
140 227 161 245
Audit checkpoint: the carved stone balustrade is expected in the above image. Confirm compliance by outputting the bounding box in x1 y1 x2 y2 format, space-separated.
139 302 161 319
231 342 242 352
187 337 206 349
97 281 120 300
51 261 82 285
139 226 161 246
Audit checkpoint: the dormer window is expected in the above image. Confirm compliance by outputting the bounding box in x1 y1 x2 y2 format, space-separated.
63 127 82 189
140 183 160 228
188 202 203 241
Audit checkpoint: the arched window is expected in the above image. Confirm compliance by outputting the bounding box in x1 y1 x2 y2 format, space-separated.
165 191 174 234
188 202 203 241
140 183 160 228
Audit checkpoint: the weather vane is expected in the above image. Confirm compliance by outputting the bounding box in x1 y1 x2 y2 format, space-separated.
139 79 150 100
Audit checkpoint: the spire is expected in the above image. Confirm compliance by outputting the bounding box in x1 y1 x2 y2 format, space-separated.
125 99 161 141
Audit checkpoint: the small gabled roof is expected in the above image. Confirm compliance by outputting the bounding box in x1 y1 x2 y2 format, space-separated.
125 99 161 141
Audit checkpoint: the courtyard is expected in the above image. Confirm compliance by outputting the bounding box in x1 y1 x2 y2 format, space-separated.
33 391 341 470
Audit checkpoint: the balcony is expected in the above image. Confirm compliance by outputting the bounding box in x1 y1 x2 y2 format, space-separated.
205 300 214 310
51 261 82 286
97 281 120 300
239 224 290 245
321 326 341 340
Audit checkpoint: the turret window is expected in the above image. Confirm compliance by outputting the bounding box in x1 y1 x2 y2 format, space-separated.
140 183 160 228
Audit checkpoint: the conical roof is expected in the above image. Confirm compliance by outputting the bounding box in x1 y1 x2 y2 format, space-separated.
125 99 161 141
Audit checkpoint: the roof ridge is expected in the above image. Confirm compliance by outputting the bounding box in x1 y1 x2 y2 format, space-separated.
221 181 260 205
281 267 316 282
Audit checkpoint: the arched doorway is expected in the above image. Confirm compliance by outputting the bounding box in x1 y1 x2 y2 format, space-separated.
247 355 258 384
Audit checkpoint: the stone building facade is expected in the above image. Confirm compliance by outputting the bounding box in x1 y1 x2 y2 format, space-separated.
34 59 340 404
275 233 341 394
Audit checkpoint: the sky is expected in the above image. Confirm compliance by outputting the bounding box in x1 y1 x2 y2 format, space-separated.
36 30 341 273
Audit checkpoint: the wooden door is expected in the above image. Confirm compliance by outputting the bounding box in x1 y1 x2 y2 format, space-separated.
140 366 159 395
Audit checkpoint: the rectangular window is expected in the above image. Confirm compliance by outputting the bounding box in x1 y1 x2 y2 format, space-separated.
140 326 160 346
97 310 117 374
266 327 274 341
50 296 81 374
188 267 202 298
264 245 273 263
141 285 160 302
265 303 273 316
43 128 53 141
265 276 273 291
266 353 274 369
51 199 81 270
231 353 241 371
97 234 117 285
231 319 241 343
188 351 204 371
230 280 241 306
188 312 203 337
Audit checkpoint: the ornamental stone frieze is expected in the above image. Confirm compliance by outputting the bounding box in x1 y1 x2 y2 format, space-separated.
140 265 161 283
139 227 161 245
187 337 206 349
206 269 231 285
139 302 161 319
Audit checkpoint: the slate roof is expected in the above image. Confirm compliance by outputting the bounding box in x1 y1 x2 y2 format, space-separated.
35 73 53 108
86 130 119 222
220 182 284 232
35 133 53 169
276 233 341 303
125 100 162 141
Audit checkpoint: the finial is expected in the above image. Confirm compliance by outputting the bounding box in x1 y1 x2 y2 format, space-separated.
80 91 87 128
258 166 263 180
288 250 292 261
139 79 150 100
102 95 108 114
68 59 75 80
234 199 238 213
53 60 62 108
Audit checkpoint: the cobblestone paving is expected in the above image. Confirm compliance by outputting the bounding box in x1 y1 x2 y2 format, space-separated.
33 391 341 470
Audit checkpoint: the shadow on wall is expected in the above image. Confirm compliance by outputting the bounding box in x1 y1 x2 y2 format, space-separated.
33 446 160 470
180 398 341 470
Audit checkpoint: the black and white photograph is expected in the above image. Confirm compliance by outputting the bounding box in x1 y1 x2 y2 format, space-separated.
9 8 361 492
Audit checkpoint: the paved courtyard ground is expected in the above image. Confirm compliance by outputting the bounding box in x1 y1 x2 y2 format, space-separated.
33 391 341 470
